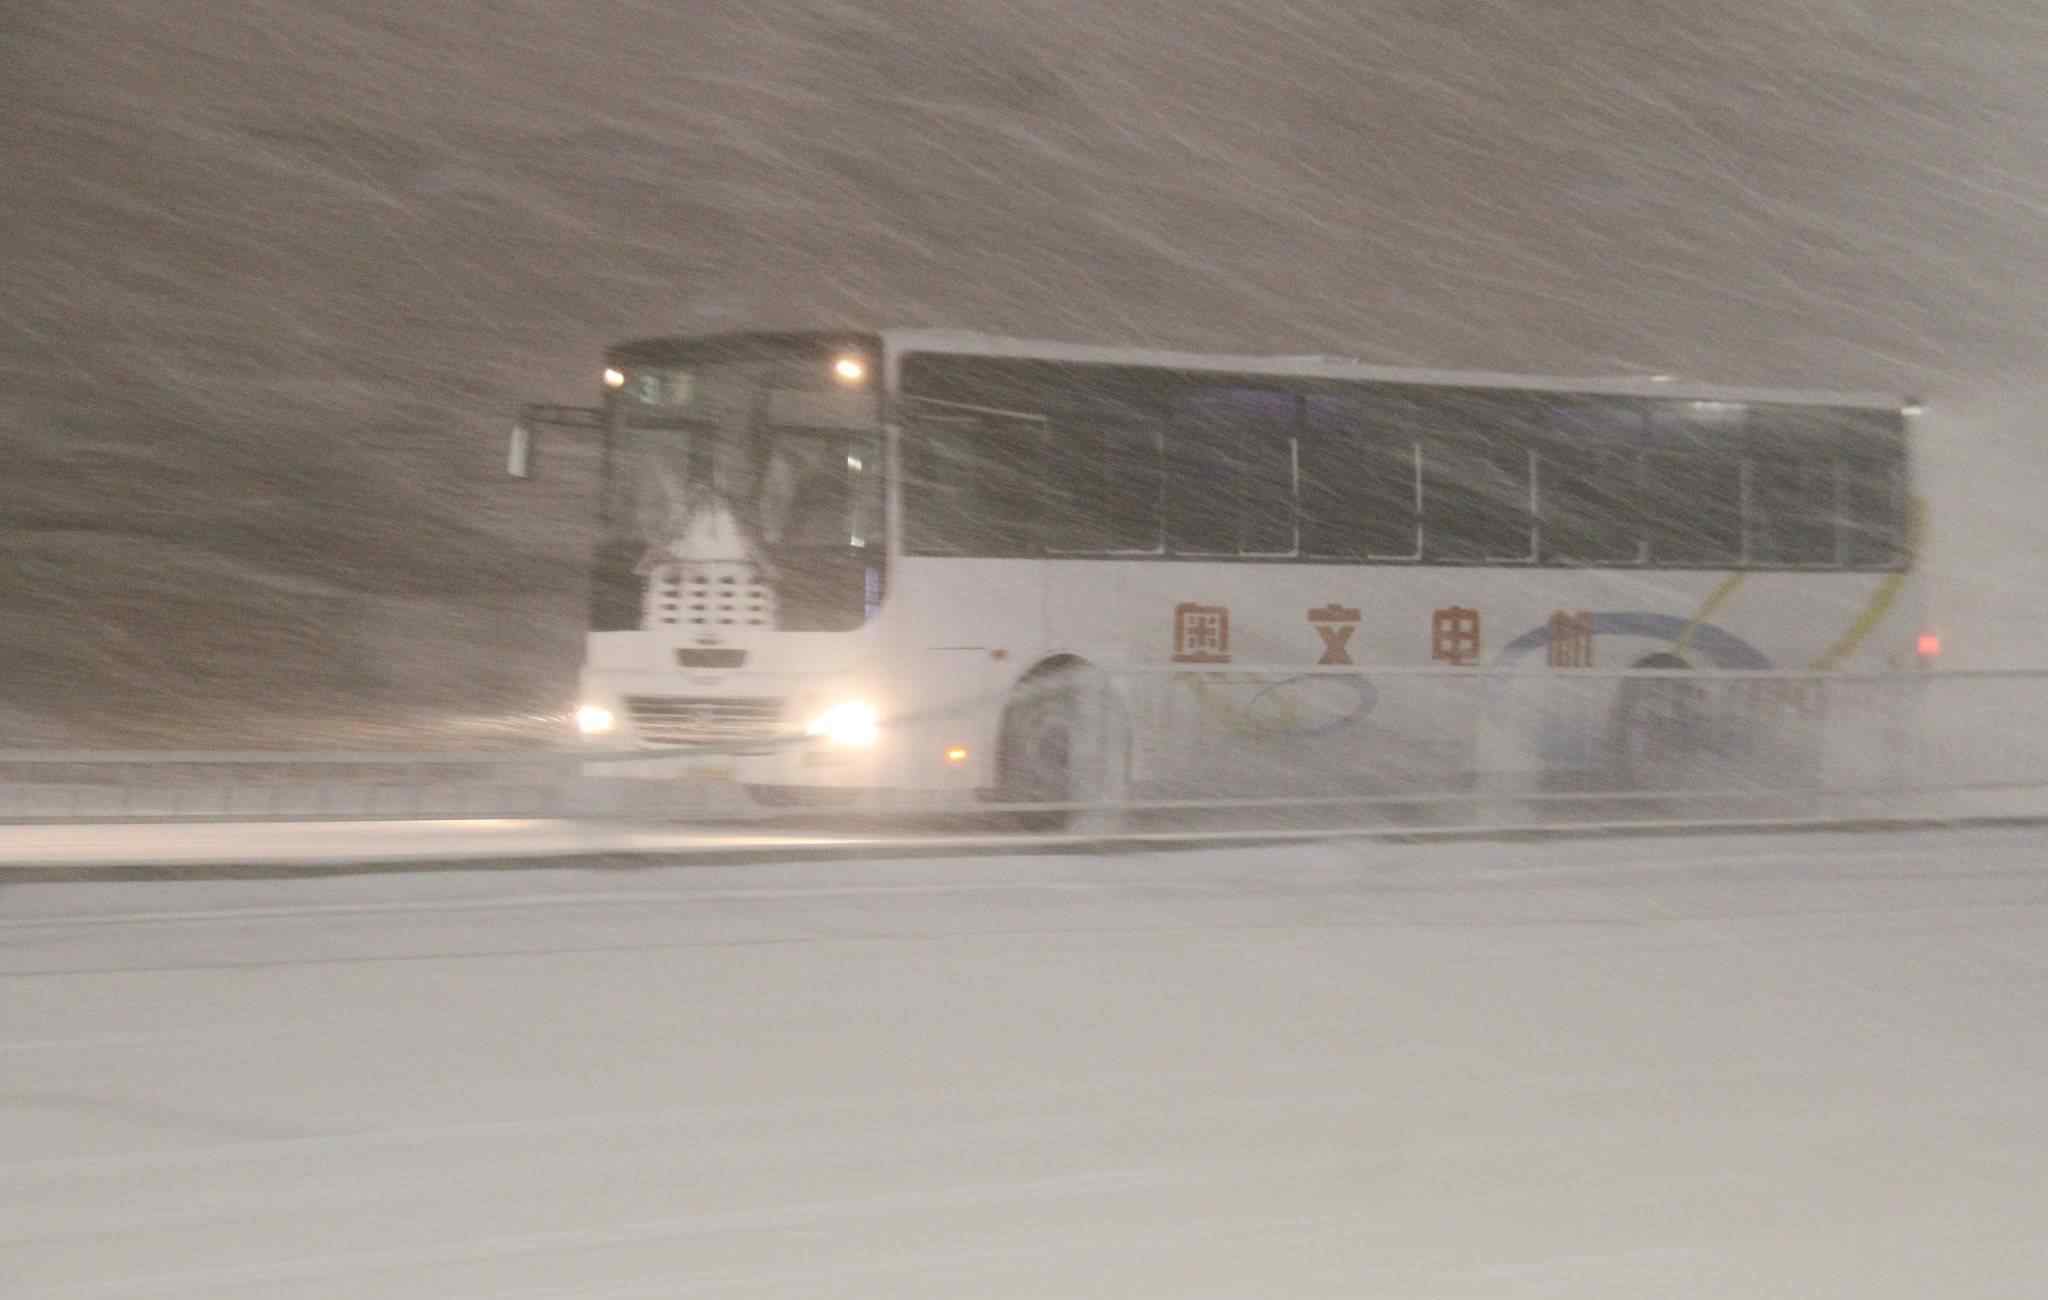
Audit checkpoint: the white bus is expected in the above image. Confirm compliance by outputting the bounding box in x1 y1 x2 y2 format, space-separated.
512 329 1925 816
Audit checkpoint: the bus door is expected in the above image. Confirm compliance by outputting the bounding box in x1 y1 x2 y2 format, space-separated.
898 399 1051 676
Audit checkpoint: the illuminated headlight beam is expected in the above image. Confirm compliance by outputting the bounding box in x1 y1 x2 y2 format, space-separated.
804 700 880 748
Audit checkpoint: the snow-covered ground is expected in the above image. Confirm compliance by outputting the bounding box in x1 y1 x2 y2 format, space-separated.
5 828 2046 1298
9 780 2048 872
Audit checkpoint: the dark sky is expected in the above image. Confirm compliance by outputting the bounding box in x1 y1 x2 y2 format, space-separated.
10 1 2044 397
3 1 2043 735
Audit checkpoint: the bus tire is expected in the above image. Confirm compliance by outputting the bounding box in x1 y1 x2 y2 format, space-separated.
995 662 1127 833
1608 653 1707 795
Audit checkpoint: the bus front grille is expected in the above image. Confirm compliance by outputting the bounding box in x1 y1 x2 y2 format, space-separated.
623 696 785 747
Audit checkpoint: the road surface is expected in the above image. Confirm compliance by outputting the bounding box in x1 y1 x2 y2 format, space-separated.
5 828 2046 1297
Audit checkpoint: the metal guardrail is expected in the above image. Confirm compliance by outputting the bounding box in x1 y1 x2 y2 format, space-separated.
3 668 2046 827
0 750 708 823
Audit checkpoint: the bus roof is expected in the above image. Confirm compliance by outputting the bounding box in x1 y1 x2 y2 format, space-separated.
881 329 1912 412
606 331 879 367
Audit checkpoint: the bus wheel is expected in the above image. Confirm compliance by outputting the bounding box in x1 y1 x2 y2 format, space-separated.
996 664 1126 833
1609 653 1707 796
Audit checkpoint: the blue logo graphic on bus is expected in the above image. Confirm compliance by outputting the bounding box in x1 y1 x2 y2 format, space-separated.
1496 612 1773 670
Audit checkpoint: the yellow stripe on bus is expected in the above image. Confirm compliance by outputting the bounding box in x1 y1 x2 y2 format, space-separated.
1808 572 1907 670
1675 572 1746 656
1809 495 1925 670
1669 495 1922 671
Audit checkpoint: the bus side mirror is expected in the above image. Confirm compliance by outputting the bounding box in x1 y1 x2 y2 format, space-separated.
508 416 537 479
507 403 605 480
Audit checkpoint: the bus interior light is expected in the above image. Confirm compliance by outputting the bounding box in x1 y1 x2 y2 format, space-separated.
945 746 970 765
603 367 625 389
575 704 617 735
832 355 867 385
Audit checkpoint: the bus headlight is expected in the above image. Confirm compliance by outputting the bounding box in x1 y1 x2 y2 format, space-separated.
575 704 617 736
804 699 879 748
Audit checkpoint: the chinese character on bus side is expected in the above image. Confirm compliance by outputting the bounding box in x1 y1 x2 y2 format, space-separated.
1172 602 1231 664
1548 610 1594 668
1307 603 1361 666
1431 606 1481 665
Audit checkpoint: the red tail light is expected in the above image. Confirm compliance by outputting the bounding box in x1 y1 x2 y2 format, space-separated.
1916 632 1941 660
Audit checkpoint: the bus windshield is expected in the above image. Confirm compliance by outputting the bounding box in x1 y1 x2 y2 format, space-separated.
595 352 883 633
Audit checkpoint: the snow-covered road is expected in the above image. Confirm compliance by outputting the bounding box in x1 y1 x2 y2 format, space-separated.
5 829 2046 1297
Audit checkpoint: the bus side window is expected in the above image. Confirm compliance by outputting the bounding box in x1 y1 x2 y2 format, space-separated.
1041 421 1166 555
1842 452 1905 567
902 415 1042 557
1748 458 1840 566
1165 386 1296 555
1041 420 1106 553
1839 411 1908 568
1540 447 1642 564
1104 424 1164 552
1746 404 1842 566
1537 396 1643 566
1416 391 1534 563
1644 400 1745 564
1041 366 1164 554
1300 392 1419 559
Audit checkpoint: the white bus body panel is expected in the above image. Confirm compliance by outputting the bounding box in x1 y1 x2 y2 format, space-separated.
579 559 1921 797
575 330 1922 799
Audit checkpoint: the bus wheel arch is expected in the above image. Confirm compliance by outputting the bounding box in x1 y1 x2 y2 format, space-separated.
994 656 1130 830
